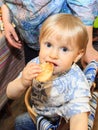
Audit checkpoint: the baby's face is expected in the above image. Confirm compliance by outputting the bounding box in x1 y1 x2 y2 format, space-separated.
39 34 81 75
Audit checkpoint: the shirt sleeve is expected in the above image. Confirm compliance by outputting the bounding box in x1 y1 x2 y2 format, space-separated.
83 61 98 87
67 0 98 25
59 97 90 121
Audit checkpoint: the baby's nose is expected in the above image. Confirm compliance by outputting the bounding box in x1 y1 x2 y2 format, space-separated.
49 50 58 59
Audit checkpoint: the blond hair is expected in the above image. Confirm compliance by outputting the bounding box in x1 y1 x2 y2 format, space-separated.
39 14 88 51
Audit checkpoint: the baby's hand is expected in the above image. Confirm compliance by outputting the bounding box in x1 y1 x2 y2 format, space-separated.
21 62 42 87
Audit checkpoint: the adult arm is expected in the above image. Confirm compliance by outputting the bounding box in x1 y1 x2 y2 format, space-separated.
68 0 98 67
1 4 22 49
81 26 98 68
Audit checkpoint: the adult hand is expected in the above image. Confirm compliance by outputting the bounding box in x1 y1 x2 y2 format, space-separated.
4 22 22 49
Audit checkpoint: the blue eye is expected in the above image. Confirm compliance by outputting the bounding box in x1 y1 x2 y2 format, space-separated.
46 42 51 48
62 47 68 52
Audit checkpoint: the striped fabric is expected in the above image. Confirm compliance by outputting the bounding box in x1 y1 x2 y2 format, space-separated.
0 33 25 110
37 116 60 130
83 60 98 88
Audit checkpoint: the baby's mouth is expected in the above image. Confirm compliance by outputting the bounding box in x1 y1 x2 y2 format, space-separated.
46 61 58 66
53 63 58 67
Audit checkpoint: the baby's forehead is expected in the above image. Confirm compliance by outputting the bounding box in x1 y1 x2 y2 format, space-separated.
43 28 68 39
43 30 72 42
40 24 81 46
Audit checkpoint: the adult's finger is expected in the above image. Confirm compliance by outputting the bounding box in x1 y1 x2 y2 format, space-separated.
7 33 22 49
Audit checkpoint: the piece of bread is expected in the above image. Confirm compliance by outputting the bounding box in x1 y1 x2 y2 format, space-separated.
36 62 54 82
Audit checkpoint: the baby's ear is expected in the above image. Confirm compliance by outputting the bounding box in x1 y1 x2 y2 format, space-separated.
74 49 84 63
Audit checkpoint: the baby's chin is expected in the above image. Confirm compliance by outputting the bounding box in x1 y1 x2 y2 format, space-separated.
53 69 68 76
53 70 63 76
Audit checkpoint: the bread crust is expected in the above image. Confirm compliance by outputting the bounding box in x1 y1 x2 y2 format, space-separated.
36 62 54 82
